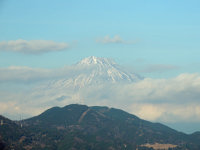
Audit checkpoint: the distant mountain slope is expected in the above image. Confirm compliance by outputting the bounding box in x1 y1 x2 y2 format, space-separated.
31 56 142 109
75 56 141 83
45 56 142 90
1 104 200 150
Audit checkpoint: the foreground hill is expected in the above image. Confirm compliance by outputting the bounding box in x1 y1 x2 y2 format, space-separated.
0 115 31 150
0 104 200 150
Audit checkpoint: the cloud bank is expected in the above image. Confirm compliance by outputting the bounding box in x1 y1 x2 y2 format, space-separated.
0 65 96 83
76 74 200 123
0 66 200 132
0 66 52 82
0 39 69 54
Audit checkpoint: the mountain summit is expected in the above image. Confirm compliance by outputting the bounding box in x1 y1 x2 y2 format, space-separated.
77 56 116 66
75 56 140 83
47 56 141 89
1 104 200 150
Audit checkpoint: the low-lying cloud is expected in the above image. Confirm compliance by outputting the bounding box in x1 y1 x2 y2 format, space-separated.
0 65 97 83
0 39 69 54
0 66 60 83
0 65 200 132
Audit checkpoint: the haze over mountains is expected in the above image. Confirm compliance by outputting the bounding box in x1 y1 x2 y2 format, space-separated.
44 56 141 89
1 1 200 149
1 56 200 133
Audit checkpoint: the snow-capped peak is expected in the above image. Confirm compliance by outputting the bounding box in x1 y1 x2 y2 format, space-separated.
77 56 116 66
46 56 142 90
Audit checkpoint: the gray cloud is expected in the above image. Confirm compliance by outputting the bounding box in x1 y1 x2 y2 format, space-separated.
0 65 96 83
0 39 69 54
96 35 138 44
141 64 179 73
0 66 53 83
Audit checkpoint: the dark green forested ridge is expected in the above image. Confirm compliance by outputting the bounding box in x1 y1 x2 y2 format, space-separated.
0 104 200 150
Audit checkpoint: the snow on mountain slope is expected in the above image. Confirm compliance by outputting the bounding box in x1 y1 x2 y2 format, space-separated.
31 56 142 106
47 56 141 89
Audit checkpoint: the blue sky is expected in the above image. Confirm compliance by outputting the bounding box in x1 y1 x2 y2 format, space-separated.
0 0 200 133
1 0 200 77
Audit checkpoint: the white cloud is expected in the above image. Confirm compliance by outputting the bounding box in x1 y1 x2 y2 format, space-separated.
77 73 200 122
0 100 46 119
129 104 200 123
130 104 165 121
0 66 53 82
96 35 138 44
0 39 69 54
0 65 200 127
0 65 96 83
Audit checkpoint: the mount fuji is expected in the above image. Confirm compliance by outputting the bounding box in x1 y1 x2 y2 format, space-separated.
31 56 142 107
46 56 142 90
